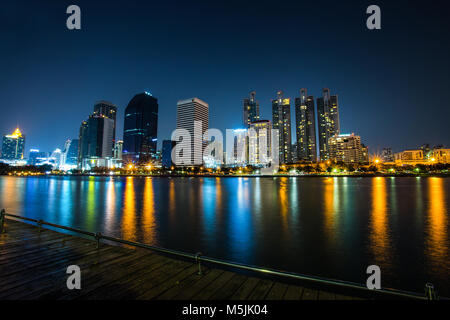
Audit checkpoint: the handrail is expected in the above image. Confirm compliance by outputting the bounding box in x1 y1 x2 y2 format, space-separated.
0 210 437 300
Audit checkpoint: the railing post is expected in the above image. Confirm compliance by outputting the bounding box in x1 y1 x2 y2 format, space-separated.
425 283 437 300
95 232 102 249
195 252 203 276
37 220 43 234
0 209 5 234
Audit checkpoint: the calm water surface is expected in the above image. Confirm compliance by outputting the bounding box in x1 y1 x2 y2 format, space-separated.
0 176 449 295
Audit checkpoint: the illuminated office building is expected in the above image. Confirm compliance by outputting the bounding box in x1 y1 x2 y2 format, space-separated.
317 88 340 161
328 133 366 164
176 97 209 166
295 89 317 162
272 91 292 164
123 92 159 164
243 91 260 127
1 128 25 160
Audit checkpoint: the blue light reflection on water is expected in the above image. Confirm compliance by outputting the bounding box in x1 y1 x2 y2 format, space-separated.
0 175 448 295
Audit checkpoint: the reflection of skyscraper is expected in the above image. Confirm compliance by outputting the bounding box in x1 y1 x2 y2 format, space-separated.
295 89 317 162
1 128 25 160
176 98 209 165
123 92 158 164
317 88 340 161
243 91 260 127
272 91 292 164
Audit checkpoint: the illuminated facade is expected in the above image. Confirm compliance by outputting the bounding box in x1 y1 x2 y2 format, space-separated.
243 91 260 127
123 92 159 164
295 89 317 162
94 101 117 153
78 114 115 170
394 150 424 164
226 129 248 166
432 148 450 163
328 133 367 163
317 88 340 161
176 97 209 166
272 91 292 164
248 120 272 166
1 128 25 160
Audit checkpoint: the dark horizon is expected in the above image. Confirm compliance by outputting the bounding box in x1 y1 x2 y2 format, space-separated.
1 0 449 156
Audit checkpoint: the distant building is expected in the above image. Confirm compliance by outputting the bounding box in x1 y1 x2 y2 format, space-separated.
272 91 292 164
317 88 340 161
1 128 25 160
94 101 118 152
123 92 158 164
78 114 115 170
381 147 394 162
28 149 48 166
162 140 176 168
176 97 209 166
248 120 272 166
394 149 424 165
431 148 450 163
328 133 366 164
295 89 317 162
114 140 123 160
60 139 78 169
227 129 248 167
243 91 260 127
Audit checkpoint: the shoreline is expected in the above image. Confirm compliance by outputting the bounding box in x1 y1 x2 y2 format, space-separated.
2 173 449 178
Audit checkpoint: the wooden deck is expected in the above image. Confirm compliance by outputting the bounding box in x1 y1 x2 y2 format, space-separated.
0 219 365 300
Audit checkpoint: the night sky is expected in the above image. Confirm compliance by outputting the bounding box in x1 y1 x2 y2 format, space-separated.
1 0 449 156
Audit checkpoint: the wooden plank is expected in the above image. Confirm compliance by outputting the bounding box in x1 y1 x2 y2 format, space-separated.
229 277 260 300
283 285 303 300
265 282 289 300
318 290 336 300
206 273 248 300
173 269 226 300
301 287 319 300
247 279 274 300
187 271 236 300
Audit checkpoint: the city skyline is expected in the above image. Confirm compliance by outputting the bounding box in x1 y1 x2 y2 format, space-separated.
1 0 450 156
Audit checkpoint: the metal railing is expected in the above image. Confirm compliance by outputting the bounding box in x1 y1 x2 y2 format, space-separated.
0 209 439 300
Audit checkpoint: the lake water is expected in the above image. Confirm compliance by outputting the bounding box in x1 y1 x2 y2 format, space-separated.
0 175 449 296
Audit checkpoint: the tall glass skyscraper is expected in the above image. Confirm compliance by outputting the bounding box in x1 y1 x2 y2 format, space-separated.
123 92 159 164
1 128 25 160
295 88 317 162
317 88 340 161
272 91 292 164
243 91 260 127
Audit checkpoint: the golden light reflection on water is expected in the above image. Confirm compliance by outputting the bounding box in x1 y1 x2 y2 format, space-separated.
142 177 156 244
169 179 176 215
324 177 335 234
369 177 391 266
122 177 136 241
427 177 448 272
279 178 288 229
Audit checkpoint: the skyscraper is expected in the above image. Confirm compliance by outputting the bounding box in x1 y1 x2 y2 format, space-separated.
272 91 292 164
123 92 159 164
77 114 114 169
295 89 317 162
1 128 25 160
93 101 117 152
317 88 340 161
176 98 209 165
248 120 272 166
243 91 260 127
